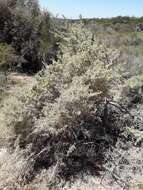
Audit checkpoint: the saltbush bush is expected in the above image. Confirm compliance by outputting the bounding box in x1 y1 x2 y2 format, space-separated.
0 23 142 189
1 23 126 182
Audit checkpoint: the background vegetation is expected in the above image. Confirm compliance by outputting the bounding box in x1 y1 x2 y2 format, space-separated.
0 0 58 73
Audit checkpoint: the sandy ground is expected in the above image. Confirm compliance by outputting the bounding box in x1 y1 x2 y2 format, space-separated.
6 72 36 93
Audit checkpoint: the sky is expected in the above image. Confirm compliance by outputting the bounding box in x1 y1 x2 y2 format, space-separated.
39 0 143 19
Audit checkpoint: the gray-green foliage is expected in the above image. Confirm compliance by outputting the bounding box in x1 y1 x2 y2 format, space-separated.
0 23 127 186
0 23 142 189
30 24 122 133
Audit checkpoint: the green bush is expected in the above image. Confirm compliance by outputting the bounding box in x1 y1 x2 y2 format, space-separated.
0 0 57 73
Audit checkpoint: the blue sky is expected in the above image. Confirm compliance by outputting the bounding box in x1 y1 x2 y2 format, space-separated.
39 0 143 19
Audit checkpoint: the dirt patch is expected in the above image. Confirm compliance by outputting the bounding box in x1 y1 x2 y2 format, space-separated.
7 72 35 85
5 72 36 94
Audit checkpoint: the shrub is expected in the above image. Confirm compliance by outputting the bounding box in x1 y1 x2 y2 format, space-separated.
0 23 141 189
8 24 126 182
